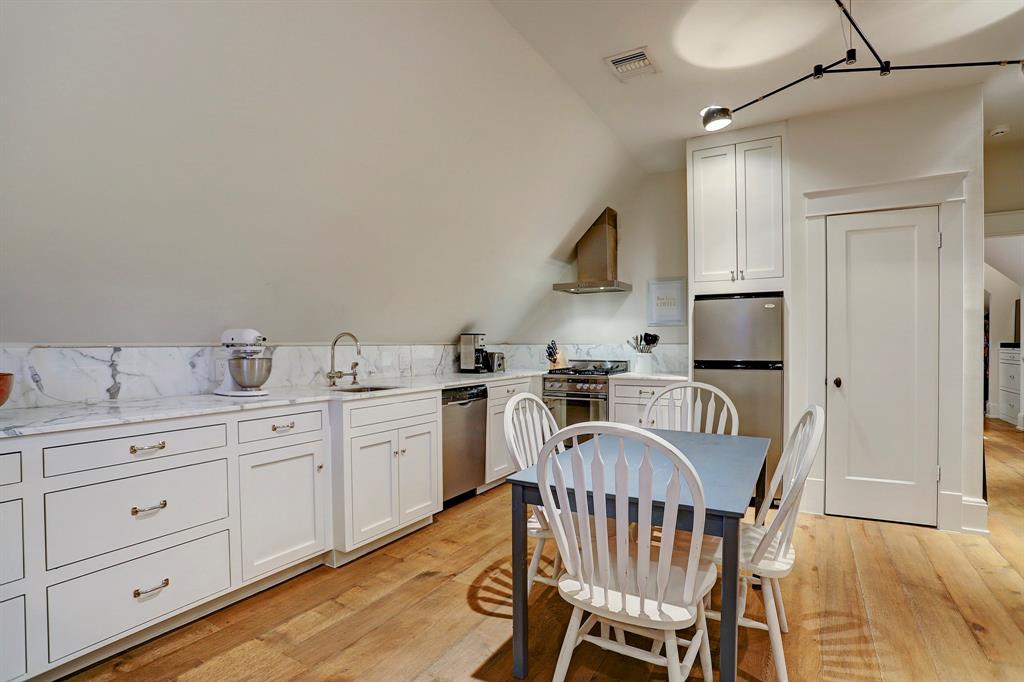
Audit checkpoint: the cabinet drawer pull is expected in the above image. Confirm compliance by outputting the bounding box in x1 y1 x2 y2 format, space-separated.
129 440 166 455
271 421 295 432
131 500 168 516
638 389 655 396
133 578 170 598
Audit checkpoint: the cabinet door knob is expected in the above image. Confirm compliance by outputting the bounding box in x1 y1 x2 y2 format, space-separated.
730 270 736 281
316 463 324 472
833 377 843 388
393 450 399 457
400 448 407 455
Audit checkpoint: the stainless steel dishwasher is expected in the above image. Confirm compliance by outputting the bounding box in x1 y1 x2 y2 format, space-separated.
441 384 488 502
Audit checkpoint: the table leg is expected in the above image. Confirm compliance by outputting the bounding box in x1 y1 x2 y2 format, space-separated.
512 483 528 679
719 516 740 682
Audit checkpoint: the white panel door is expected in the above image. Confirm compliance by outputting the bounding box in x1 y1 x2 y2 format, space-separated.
349 430 400 544
692 145 738 282
486 402 516 483
825 207 939 525
398 422 438 524
238 442 325 580
736 137 783 280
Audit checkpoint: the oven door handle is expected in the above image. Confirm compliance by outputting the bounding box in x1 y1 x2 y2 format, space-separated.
544 394 608 402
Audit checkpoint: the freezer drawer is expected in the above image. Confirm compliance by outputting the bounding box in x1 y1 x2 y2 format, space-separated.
693 294 783 361
693 367 783 500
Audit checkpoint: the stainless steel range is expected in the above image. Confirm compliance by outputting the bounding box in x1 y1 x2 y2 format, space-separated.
542 360 628 428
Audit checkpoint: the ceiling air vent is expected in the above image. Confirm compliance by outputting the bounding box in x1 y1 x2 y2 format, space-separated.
605 47 657 82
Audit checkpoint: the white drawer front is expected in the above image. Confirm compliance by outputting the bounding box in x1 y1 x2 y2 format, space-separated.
0 500 24 585
0 452 21 486
45 460 228 569
350 396 437 429
44 424 227 477
0 596 26 682
47 530 230 662
999 348 1021 363
613 384 663 400
238 410 322 444
1000 389 1021 420
1000 362 1021 393
487 381 531 404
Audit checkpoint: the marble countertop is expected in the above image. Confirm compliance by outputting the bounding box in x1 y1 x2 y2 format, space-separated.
0 370 543 438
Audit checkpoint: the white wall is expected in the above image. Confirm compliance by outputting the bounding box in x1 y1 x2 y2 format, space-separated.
783 86 985 524
0 0 686 346
985 141 1024 214
984 262 1020 411
514 169 688 343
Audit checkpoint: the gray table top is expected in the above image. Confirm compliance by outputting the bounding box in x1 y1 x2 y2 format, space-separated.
507 429 770 518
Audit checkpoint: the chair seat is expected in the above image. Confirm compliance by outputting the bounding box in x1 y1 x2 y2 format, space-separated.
557 545 718 629
702 522 795 578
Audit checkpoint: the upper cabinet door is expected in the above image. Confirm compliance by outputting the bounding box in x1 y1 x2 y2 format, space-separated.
692 144 738 282
735 137 783 280
397 421 439 524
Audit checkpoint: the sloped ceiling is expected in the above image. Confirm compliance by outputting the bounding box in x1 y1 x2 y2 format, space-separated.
987 235 1024 285
494 0 1024 171
0 0 689 345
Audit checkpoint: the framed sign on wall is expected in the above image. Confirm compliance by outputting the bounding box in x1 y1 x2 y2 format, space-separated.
647 278 686 327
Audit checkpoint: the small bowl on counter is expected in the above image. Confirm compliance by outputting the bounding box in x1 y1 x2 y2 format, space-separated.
0 373 12 407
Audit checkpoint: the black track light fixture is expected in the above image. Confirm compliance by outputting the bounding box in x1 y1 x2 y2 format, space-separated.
700 0 1021 132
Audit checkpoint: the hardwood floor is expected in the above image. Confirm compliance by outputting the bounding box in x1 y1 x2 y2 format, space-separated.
71 420 1024 681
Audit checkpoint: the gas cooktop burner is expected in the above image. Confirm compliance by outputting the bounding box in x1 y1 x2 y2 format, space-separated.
546 360 628 376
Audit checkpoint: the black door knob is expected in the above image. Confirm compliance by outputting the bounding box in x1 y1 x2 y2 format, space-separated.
833 377 842 388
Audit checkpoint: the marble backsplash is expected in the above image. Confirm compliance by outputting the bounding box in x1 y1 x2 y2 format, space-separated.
0 342 688 409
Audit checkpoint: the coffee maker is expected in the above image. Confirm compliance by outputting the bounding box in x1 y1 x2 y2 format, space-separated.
459 333 487 373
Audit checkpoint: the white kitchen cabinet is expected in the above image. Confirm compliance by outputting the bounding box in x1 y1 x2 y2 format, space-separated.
349 430 400 545
998 348 1021 424
398 422 439 524
609 378 683 428
486 401 516 483
483 380 532 485
238 441 327 581
736 137 784 280
342 397 441 549
0 596 26 681
0 500 23 585
692 144 738 283
690 136 784 286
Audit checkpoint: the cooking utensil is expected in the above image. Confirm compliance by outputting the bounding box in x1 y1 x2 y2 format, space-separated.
227 357 273 391
0 373 12 408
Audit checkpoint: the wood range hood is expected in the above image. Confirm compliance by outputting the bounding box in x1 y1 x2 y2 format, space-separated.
553 207 632 294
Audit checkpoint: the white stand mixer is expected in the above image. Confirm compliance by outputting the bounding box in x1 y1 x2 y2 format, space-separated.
214 329 271 397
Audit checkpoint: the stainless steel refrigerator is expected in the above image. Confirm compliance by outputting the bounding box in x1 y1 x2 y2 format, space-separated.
693 292 784 501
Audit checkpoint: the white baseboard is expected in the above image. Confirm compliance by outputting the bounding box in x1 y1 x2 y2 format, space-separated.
801 477 824 514
961 496 990 535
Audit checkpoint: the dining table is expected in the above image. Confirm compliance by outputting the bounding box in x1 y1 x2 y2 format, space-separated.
507 428 770 682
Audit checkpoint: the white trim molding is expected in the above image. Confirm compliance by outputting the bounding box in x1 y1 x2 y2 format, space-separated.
961 496 990 536
802 170 987 533
985 209 1024 237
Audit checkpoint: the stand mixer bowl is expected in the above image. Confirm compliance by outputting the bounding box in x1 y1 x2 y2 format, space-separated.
227 357 273 390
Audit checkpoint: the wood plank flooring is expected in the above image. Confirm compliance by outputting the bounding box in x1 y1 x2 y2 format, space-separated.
70 419 1024 681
